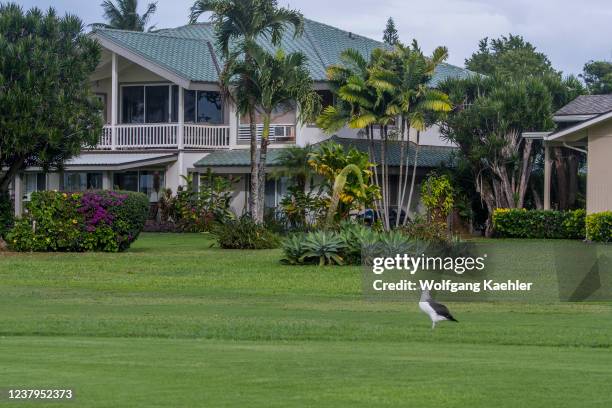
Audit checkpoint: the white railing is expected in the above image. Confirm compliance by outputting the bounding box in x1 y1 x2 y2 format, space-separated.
184 124 230 149
238 124 296 143
97 124 230 150
116 123 178 148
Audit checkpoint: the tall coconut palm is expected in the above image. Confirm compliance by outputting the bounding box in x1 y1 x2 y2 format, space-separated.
92 0 157 31
225 45 320 221
190 0 303 222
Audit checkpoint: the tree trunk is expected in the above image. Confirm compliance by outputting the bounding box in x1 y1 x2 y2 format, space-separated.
404 131 420 226
379 125 389 231
248 109 259 219
256 115 271 223
567 150 579 209
553 147 568 210
0 157 26 194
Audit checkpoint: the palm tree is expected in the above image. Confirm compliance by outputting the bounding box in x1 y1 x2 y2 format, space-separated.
92 0 158 31
190 0 303 222
272 145 315 192
318 42 451 230
225 45 320 221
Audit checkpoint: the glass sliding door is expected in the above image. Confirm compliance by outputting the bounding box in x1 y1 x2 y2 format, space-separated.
121 86 145 124
145 85 170 123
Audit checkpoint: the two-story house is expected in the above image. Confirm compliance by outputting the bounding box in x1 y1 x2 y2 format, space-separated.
11 18 472 217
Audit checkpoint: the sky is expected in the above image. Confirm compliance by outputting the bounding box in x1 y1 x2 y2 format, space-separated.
17 0 612 76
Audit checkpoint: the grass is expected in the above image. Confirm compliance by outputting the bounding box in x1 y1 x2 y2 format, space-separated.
1 233 611 407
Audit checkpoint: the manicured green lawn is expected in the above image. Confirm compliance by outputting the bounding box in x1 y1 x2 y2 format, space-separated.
1 233 611 407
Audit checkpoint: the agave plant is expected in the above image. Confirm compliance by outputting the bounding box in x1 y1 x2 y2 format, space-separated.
303 231 346 266
280 234 309 265
337 221 379 264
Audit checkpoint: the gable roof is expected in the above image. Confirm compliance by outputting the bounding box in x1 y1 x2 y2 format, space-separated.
92 18 473 85
554 95 612 117
194 136 456 168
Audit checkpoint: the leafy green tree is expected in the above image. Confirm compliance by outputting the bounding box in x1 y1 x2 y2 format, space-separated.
0 4 102 195
465 34 557 79
224 45 320 221
382 17 399 45
190 0 303 222
439 75 554 235
92 0 158 31
580 60 612 94
464 34 587 214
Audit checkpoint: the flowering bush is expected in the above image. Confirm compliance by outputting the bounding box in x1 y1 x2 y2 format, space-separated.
7 190 149 252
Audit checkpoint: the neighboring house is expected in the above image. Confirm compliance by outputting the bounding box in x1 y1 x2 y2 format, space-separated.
525 95 612 213
11 18 472 217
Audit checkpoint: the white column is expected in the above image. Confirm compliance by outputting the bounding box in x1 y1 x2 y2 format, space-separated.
544 142 551 210
177 86 185 186
14 173 23 217
178 87 185 150
111 52 118 151
102 171 111 190
228 100 238 148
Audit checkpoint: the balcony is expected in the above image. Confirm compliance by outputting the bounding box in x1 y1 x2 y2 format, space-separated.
97 124 230 150
238 124 296 144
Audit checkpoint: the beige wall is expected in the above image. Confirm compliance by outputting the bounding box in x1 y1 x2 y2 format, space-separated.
587 120 612 213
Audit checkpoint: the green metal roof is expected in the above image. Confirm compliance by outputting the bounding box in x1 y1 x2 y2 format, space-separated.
194 136 457 168
93 19 473 84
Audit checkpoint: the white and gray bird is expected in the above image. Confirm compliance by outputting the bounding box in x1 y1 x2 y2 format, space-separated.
419 289 458 329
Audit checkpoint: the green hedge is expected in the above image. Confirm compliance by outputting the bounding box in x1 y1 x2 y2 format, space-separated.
586 212 612 243
492 208 585 239
7 190 149 252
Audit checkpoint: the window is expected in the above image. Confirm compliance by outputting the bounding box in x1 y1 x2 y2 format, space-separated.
64 172 102 191
316 90 334 110
145 86 169 123
113 170 165 202
197 91 223 124
264 177 289 209
184 90 222 124
120 85 223 124
184 90 196 123
139 171 165 202
23 173 46 200
121 86 145 123
113 171 138 192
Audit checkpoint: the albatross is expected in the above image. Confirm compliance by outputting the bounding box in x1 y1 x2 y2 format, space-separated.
419 289 458 329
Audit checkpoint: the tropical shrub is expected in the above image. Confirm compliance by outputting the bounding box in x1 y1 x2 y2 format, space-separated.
213 215 279 249
421 173 454 224
492 208 585 239
279 186 326 230
586 211 612 243
308 141 380 221
7 190 148 252
154 171 237 232
401 215 449 243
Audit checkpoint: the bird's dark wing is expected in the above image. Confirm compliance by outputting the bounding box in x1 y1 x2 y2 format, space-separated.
428 300 458 322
